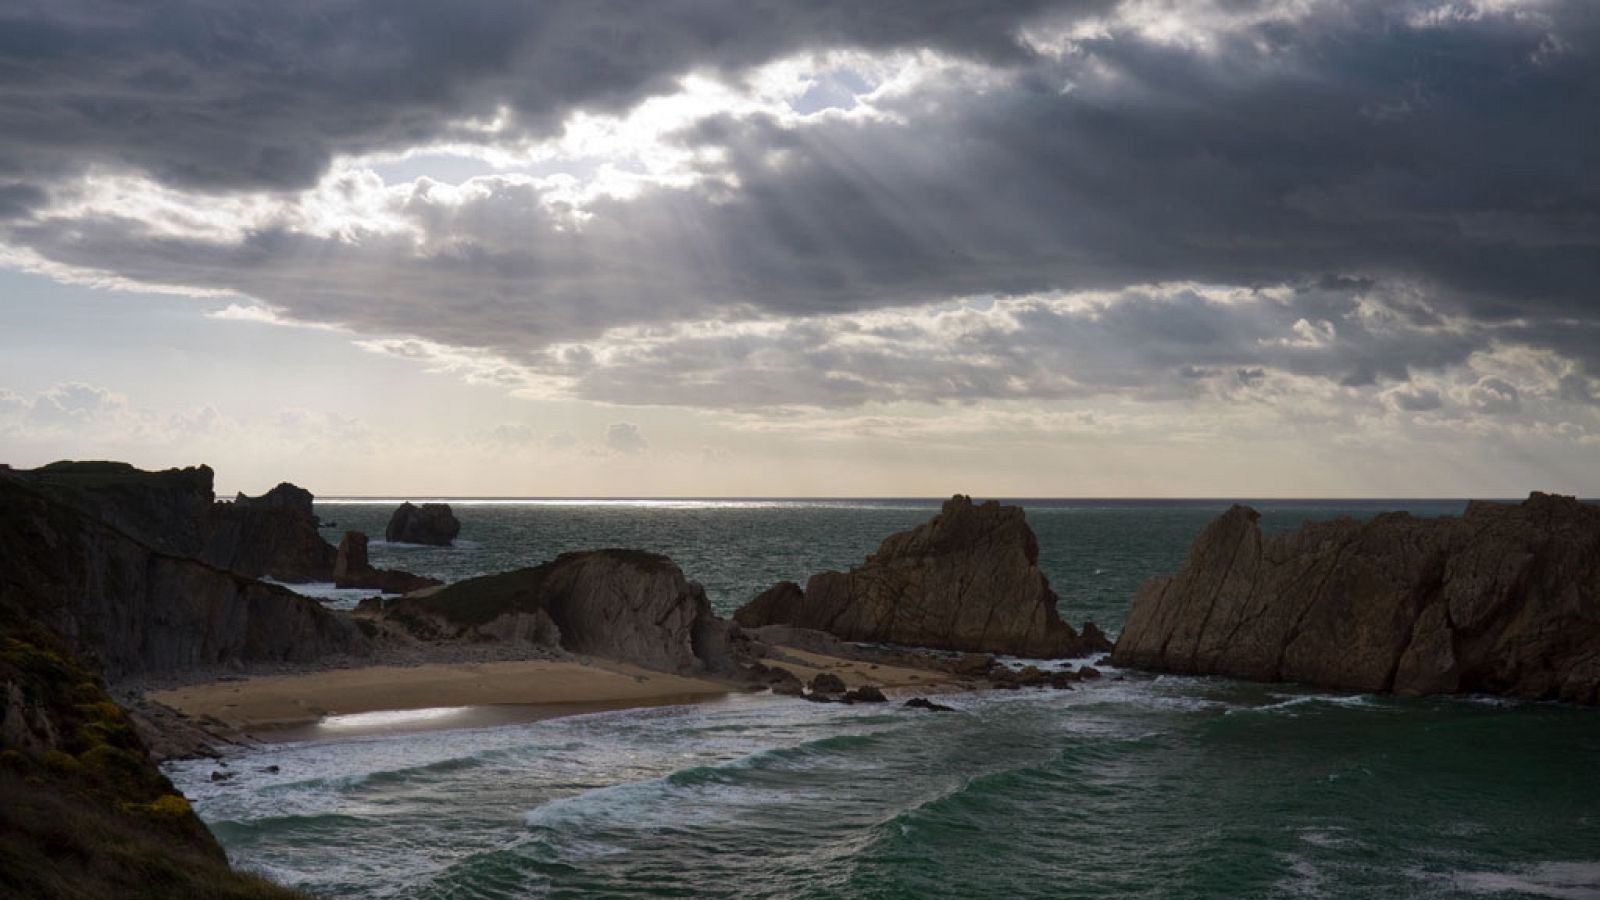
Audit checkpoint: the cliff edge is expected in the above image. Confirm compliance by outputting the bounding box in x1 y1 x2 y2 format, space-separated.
1111 493 1600 703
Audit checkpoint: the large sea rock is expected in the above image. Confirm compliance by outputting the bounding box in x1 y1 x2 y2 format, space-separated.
385 501 460 546
374 549 747 676
734 495 1110 658
1111 493 1600 704
0 468 368 680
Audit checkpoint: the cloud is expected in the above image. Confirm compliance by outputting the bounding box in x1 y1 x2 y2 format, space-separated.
24 382 126 426
1469 376 1522 414
605 422 648 454
511 282 1488 409
0 0 1596 446
1390 387 1445 413
0 0 1087 194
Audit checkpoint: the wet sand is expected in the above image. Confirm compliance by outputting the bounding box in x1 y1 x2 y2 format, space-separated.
145 646 963 743
147 658 731 735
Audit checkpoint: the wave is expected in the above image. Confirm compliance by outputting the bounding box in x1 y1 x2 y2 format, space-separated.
1223 693 1380 717
1454 861 1600 899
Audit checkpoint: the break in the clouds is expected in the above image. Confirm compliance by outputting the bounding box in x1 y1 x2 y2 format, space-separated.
1 0 1598 491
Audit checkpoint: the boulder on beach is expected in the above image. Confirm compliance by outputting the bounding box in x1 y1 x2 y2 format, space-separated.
1111 493 1600 704
385 501 461 546
733 495 1111 658
333 531 442 594
808 672 847 695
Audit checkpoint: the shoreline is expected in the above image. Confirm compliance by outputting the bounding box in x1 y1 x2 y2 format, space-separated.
143 645 969 746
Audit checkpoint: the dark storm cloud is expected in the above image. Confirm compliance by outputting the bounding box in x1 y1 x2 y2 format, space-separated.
2 0 1598 413
0 0 1086 192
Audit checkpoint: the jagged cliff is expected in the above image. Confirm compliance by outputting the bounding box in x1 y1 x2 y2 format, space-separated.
734 496 1110 658
1112 493 1600 703
0 471 368 681
370 549 749 676
17 461 337 583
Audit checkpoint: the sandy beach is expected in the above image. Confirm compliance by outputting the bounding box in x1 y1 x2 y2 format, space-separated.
145 646 964 740
147 658 732 733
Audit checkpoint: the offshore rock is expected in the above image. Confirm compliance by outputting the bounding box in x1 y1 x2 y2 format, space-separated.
378 549 748 676
734 495 1110 658
0 472 368 681
1111 493 1600 704
333 531 442 594
385 501 461 546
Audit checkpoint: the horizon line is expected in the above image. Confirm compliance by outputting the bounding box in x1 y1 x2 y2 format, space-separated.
293 494 1564 503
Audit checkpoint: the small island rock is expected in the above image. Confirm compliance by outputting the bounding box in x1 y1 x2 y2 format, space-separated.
385 501 461 546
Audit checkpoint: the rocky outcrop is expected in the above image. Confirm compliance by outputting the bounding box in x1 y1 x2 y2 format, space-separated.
733 495 1110 658
333 531 442 594
1111 493 1600 704
0 473 368 681
385 501 460 546
375 549 750 676
14 461 338 583
202 482 336 582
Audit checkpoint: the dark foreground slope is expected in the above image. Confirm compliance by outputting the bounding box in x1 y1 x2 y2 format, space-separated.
735 496 1109 657
0 602 306 899
1112 493 1600 703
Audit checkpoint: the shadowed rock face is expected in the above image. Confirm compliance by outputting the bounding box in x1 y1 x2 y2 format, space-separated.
1111 493 1600 704
0 473 368 681
385 502 460 546
333 531 441 594
15 461 337 583
734 495 1110 658
203 482 336 582
379 549 748 676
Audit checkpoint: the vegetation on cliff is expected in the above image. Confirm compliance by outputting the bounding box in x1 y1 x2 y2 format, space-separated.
0 601 306 899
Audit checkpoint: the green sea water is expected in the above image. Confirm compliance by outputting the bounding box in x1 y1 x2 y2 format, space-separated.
173 499 1600 899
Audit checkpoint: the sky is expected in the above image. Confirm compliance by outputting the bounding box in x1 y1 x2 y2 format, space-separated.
1 0 1597 497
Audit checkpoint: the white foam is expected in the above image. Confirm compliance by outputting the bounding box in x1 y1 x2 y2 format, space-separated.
261 579 392 610
1455 862 1600 899
317 707 475 732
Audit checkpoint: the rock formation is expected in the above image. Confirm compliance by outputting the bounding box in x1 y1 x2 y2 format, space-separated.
202 482 336 582
385 501 461 546
373 549 749 676
1111 493 1600 704
0 470 368 681
333 531 442 594
17 461 338 583
734 495 1110 658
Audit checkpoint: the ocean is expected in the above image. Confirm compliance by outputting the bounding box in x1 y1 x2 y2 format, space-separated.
167 499 1600 899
